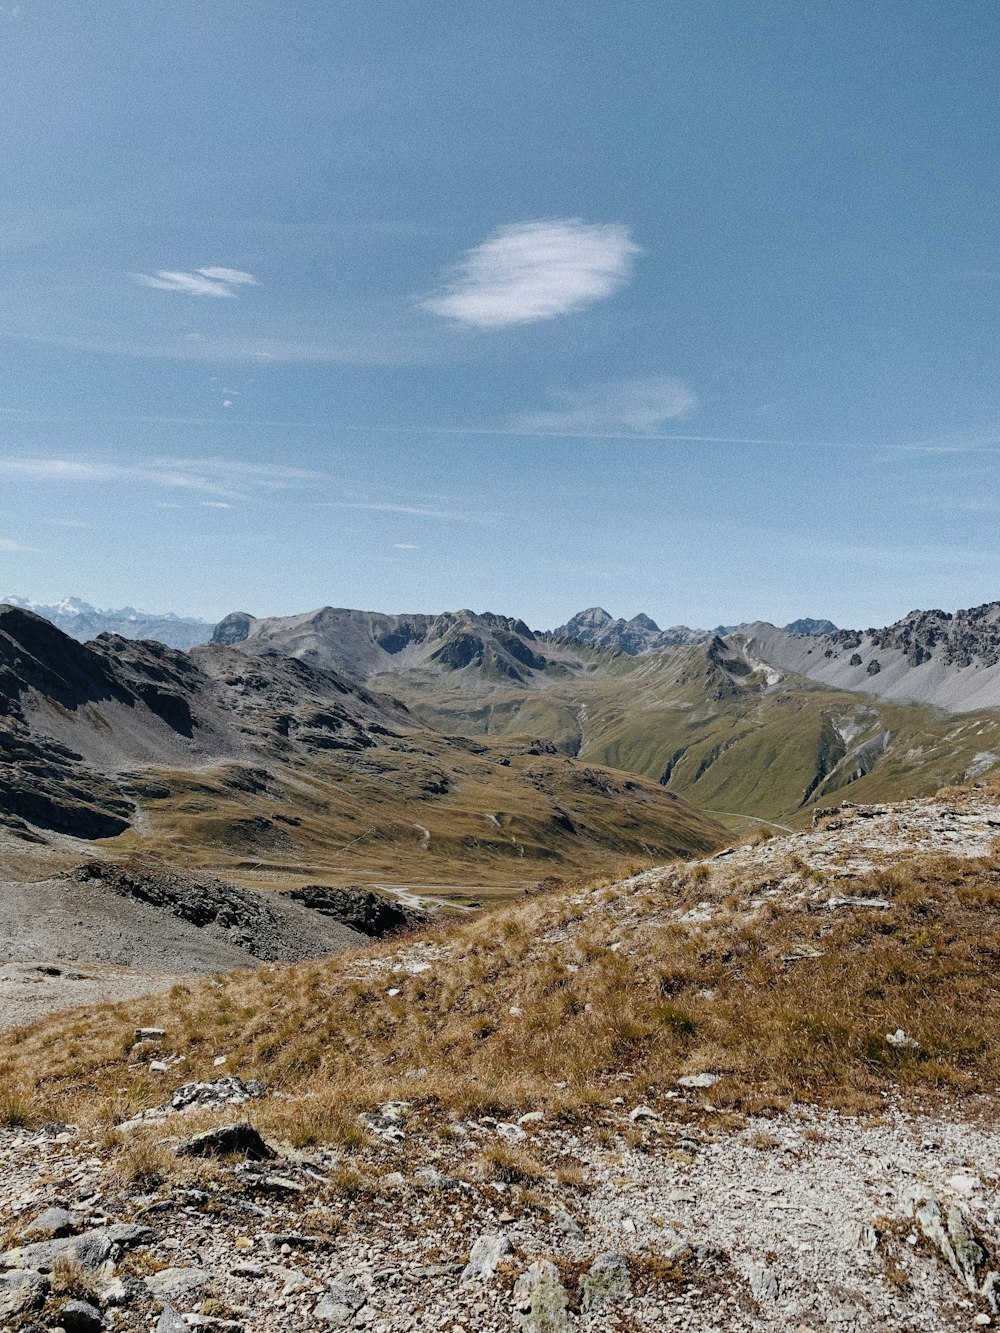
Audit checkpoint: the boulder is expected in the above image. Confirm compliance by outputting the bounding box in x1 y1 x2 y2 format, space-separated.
460 1233 513 1284
0 1223 155 1273
581 1252 631 1309
904 1187 986 1292
169 1078 266 1112
22 1206 84 1239
156 1307 189 1333
314 1277 367 1325
176 1122 275 1160
0 1269 49 1318
145 1266 210 1300
59 1299 105 1332
513 1259 570 1331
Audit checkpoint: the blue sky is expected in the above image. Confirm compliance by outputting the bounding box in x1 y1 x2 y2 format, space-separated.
1 1 998 630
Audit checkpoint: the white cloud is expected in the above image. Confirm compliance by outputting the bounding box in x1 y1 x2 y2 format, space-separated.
0 456 347 507
512 376 698 435
199 501 233 509
419 219 640 330
393 543 419 549
131 267 258 298
0 537 37 552
196 268 257 286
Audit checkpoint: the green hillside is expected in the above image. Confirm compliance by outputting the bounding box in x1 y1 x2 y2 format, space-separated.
375 641 1000 829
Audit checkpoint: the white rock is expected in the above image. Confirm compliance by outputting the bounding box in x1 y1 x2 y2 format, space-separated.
629 1105 659 1122
886 1029 920 1049
678 1072 720 1089
460 1232 513 1285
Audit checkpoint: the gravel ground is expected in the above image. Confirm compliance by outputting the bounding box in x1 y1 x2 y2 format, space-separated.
0 960 184 1032
1 1096 998 1331
0 861 366 1032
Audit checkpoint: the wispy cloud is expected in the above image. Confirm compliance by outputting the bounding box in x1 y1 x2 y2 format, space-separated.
419 219 640 330
513 376 697 435
0 537 37 552
131 267 258 298
316 500 488 524
46 518 89 528
393 543 419 550
199 501 233 509
0 455 347 502
0 457 240 499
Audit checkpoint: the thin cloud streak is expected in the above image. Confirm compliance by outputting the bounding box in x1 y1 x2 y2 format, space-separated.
316 501 490 524
420 218 640 329
3 407 1000 455
9 330 410 364
131 267 258 298
513 376 698 434
0 457 242 499
0 537 38 552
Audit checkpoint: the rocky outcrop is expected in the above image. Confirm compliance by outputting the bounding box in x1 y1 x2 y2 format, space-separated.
287 884 426 937
743 601 1000 712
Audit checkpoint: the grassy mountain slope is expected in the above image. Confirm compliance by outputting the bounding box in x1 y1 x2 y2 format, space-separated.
376 640 1000 828
0 607 724 889
7 780 1000 1130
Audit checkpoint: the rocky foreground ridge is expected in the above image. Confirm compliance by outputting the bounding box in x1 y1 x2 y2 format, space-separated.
4 786 1000 1329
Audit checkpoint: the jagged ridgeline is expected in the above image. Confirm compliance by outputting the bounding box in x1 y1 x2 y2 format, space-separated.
210 602 1000 828
0 605 723 882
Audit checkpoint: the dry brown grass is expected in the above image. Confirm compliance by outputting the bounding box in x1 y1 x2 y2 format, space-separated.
477 1142 549 1185
50 1255 98 1301
106 1135 179 1190
4 840 1000 1145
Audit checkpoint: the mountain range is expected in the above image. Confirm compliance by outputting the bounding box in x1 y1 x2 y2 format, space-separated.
0 595 214 650
552 606 837 653
210 601 1000 825
5 595 1000 875
0 604 722 884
